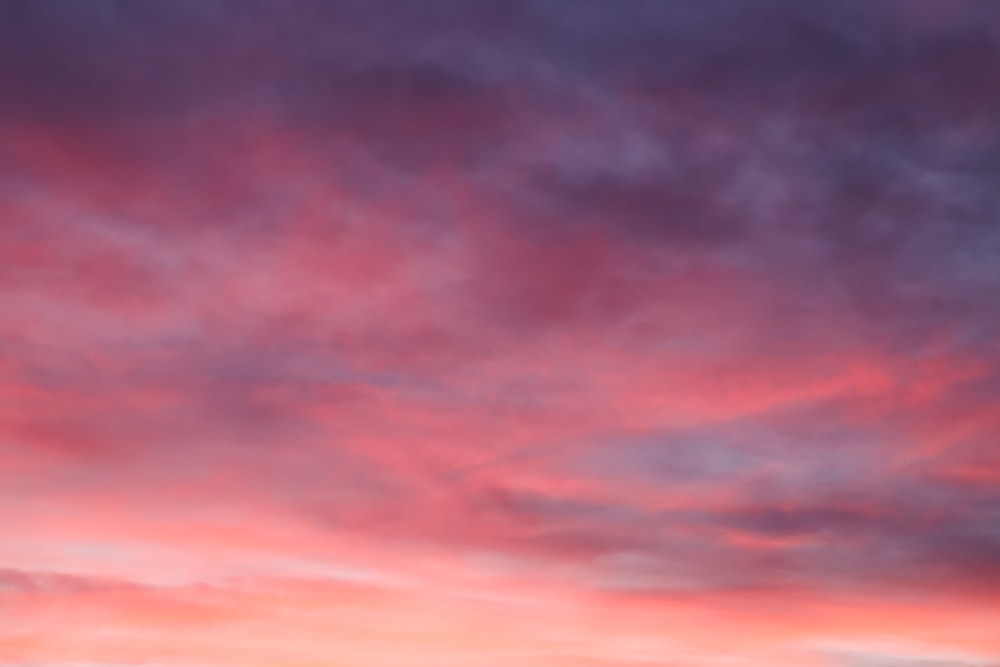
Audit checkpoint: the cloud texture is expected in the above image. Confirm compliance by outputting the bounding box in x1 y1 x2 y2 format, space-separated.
3 1 1000 665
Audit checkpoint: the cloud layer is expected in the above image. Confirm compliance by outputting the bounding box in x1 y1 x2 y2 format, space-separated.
3 1 1000 665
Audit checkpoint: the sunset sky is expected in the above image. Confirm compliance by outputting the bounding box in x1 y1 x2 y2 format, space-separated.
3 1 1000 666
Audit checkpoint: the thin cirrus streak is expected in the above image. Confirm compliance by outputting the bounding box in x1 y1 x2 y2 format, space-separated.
2 1 1000 666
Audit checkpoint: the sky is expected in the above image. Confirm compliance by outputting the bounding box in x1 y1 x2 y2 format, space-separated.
2 1 1000 665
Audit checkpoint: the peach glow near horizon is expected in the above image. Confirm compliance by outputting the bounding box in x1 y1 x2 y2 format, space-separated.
3 2 1000 666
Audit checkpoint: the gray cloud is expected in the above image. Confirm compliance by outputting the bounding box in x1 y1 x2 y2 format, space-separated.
823 647 1000 667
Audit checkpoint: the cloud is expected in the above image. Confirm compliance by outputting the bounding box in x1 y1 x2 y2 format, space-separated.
3 1 1000 665
823 647 1000 667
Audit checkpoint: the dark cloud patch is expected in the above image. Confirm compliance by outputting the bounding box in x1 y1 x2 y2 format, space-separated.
706 482 1000 593
5 0 1000 257
276 60 521 171
544 405 1000 594
576 402 896 495
0 0 262 125
717 505 889 540
521 156 747 246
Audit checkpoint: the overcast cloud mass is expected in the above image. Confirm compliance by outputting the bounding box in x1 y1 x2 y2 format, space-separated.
3 1 1000 665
